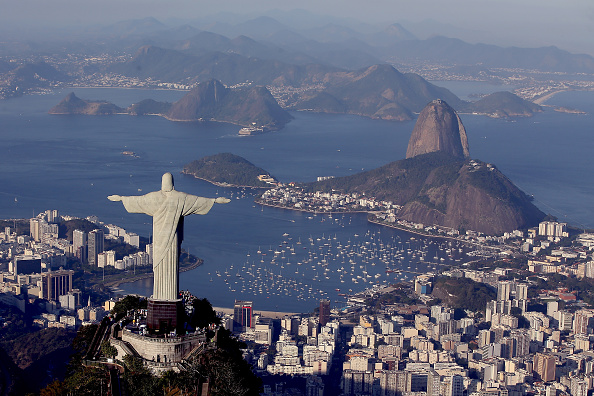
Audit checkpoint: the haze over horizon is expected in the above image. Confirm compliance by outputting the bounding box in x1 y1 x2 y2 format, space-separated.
2 0 593 56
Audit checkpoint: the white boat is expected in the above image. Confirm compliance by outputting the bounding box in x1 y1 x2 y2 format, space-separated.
238 126 265 135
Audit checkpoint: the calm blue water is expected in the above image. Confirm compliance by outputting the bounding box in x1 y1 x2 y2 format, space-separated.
0 87 592 312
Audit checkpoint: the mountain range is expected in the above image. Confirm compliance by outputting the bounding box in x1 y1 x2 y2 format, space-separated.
94 15 594 74
109 48 541 122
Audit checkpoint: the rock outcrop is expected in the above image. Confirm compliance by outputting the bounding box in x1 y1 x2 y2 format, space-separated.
307 98 545 235
406 99 469 159
166 79 293 130
291 64 465 121
48 92 124 115
49 80 292 131
467 91 542 118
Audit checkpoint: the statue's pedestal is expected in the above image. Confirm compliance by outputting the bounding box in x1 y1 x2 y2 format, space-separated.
112 329 207 374
147 298 183 334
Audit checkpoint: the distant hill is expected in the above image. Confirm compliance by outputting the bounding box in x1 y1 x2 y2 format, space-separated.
182 153 275 188
166 79 292 130
107 43 551 122
109 45 339 86
385 36 594 73
58 218 101 241
2 62 70 97
127 99 172 115
49 80 292 130
366 23 417 46
101 17 168 37
176 31 319 66
292 64 465 121
48 93 124 115
466 91 542 118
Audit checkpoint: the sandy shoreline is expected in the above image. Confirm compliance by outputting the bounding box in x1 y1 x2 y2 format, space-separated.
181 172 271 189
533 89 569 105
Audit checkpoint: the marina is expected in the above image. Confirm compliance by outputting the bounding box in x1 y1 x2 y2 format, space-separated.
207 211 473 310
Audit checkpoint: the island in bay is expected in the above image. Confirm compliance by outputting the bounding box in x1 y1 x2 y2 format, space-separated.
49 79 293 132
182 152 277 188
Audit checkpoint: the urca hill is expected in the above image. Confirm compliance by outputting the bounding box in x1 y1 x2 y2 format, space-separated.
307 99 545 235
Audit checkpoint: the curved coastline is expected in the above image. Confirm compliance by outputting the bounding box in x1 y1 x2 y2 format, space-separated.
533 89 570 105
255 199 370 215
255 200 480 246
181 171 273 189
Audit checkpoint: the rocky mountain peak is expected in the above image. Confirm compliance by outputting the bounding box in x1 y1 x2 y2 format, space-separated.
406 99 469 159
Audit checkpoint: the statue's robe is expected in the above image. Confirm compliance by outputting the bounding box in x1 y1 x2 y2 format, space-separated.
121 190 215 301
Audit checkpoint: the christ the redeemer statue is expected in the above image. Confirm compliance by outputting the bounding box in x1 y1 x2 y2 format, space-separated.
108 172 230 302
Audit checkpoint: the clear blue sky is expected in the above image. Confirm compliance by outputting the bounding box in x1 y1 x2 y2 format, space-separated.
2 0 593 54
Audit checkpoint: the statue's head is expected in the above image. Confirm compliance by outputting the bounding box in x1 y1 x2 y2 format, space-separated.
161 172 174 192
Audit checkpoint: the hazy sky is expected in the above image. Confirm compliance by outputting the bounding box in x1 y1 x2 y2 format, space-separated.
3 0 593 54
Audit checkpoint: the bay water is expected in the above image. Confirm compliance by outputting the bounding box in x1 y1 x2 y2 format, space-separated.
0 85 592 312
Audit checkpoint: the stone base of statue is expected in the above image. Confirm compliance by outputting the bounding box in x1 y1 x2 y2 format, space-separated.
147 298 183 334
111 329 208 374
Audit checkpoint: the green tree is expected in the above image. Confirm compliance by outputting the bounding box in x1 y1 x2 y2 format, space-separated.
122 355 161 396
40 379 65 396
100 340 117 359
66 324 98 374
190 298 221 330
63 366 109 395
111 295 147 319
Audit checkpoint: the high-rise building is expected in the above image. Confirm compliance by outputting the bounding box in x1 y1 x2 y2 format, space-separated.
319 299 330 326
45 209 59 223
73 229 88 263
11 254 42 275
41 269 74 302
534 353 556 382
233 300 253 331
538 221 567 238
446 374 464 396
426 369 441 396
497 281 513 301
515 283 528 300
30 218 42 242
88 229 104 267
124 232 140 248
573 310 594 335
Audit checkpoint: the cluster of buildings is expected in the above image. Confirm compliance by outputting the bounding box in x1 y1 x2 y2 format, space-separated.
32 298 111 330
2 209 152 273
0 210 150 317
258 188 397 213
237 229 594 396
332 270 594 395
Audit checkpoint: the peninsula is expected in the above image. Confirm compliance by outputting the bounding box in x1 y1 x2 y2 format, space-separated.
48 92 125 115
258 99 545 235
182 153 277 188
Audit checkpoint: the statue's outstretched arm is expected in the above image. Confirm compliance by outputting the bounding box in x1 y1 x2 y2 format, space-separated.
108 195 123 202
215 197 231 204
